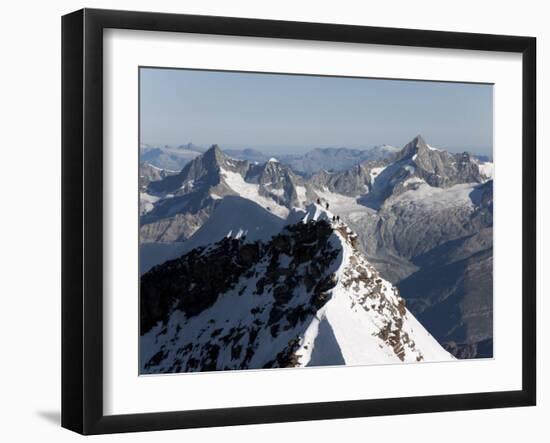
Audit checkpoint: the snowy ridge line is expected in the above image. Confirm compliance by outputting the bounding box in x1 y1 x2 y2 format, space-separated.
139 203 453 373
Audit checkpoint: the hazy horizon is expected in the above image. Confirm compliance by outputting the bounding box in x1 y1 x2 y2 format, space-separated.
140 68 494 157
140 141 492 158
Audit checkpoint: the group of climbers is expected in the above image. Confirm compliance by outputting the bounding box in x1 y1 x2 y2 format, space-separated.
315 198 340 224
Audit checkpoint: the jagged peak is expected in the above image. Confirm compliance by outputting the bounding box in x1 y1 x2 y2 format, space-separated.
413 134 427 146
394 134 429 161
203 144 225 159
406 134 428 152
256 156 297 179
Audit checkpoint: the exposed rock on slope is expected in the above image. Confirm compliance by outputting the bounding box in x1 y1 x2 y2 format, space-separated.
140 205 453 373
302 137 494 358
141 145 312 242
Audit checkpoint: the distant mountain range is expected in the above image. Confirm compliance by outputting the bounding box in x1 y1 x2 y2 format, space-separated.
140 135 494 361
283 145 400 175
140 143 205 171
141 143 400 175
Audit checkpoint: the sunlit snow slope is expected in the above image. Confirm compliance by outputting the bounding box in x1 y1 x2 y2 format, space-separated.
140 204 453 373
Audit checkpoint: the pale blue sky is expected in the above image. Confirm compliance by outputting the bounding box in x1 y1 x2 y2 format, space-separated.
140 67 493 156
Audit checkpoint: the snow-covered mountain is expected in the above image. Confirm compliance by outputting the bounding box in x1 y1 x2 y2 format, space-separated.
141 145 313 243
309 137 494 357
140 204 453 373
222 145 399 175
308 161 383 197
139 136 494 359
306 135 489 205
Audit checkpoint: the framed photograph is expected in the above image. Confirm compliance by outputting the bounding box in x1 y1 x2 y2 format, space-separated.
62 8 536 435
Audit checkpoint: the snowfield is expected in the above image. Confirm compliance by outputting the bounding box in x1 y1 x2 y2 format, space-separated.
139 192 160 215
314 188 375 223
221 168 289 218
479 162 494 180
389 182 477 212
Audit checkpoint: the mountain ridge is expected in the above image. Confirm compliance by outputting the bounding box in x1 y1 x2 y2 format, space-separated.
140 204 453 373
140 136 494 359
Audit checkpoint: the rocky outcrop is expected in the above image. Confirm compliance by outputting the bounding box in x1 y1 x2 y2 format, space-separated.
141 219 337 337
309 161 383 197
140 210 453 374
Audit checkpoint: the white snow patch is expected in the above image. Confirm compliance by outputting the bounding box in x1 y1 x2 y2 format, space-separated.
144 162 178 173
295 186 308 206
269 187 285 197
139 192 160 215
180 179 194 190
315 188 373 222
221 168 289 218
479 162 494 181
390 182 477 212
403 176 425 186
369 166 387 184
302 203 333 223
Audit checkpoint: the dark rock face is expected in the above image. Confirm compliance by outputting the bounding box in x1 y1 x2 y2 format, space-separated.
140 219 342 374
309 162 380 197
246 159 309 208
140 239 250 334
358 135 485 209
148 145 245 194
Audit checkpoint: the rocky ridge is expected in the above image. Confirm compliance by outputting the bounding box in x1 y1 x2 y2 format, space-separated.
140 205 453 373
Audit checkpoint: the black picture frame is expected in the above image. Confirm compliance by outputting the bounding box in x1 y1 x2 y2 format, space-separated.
62 8 537 435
